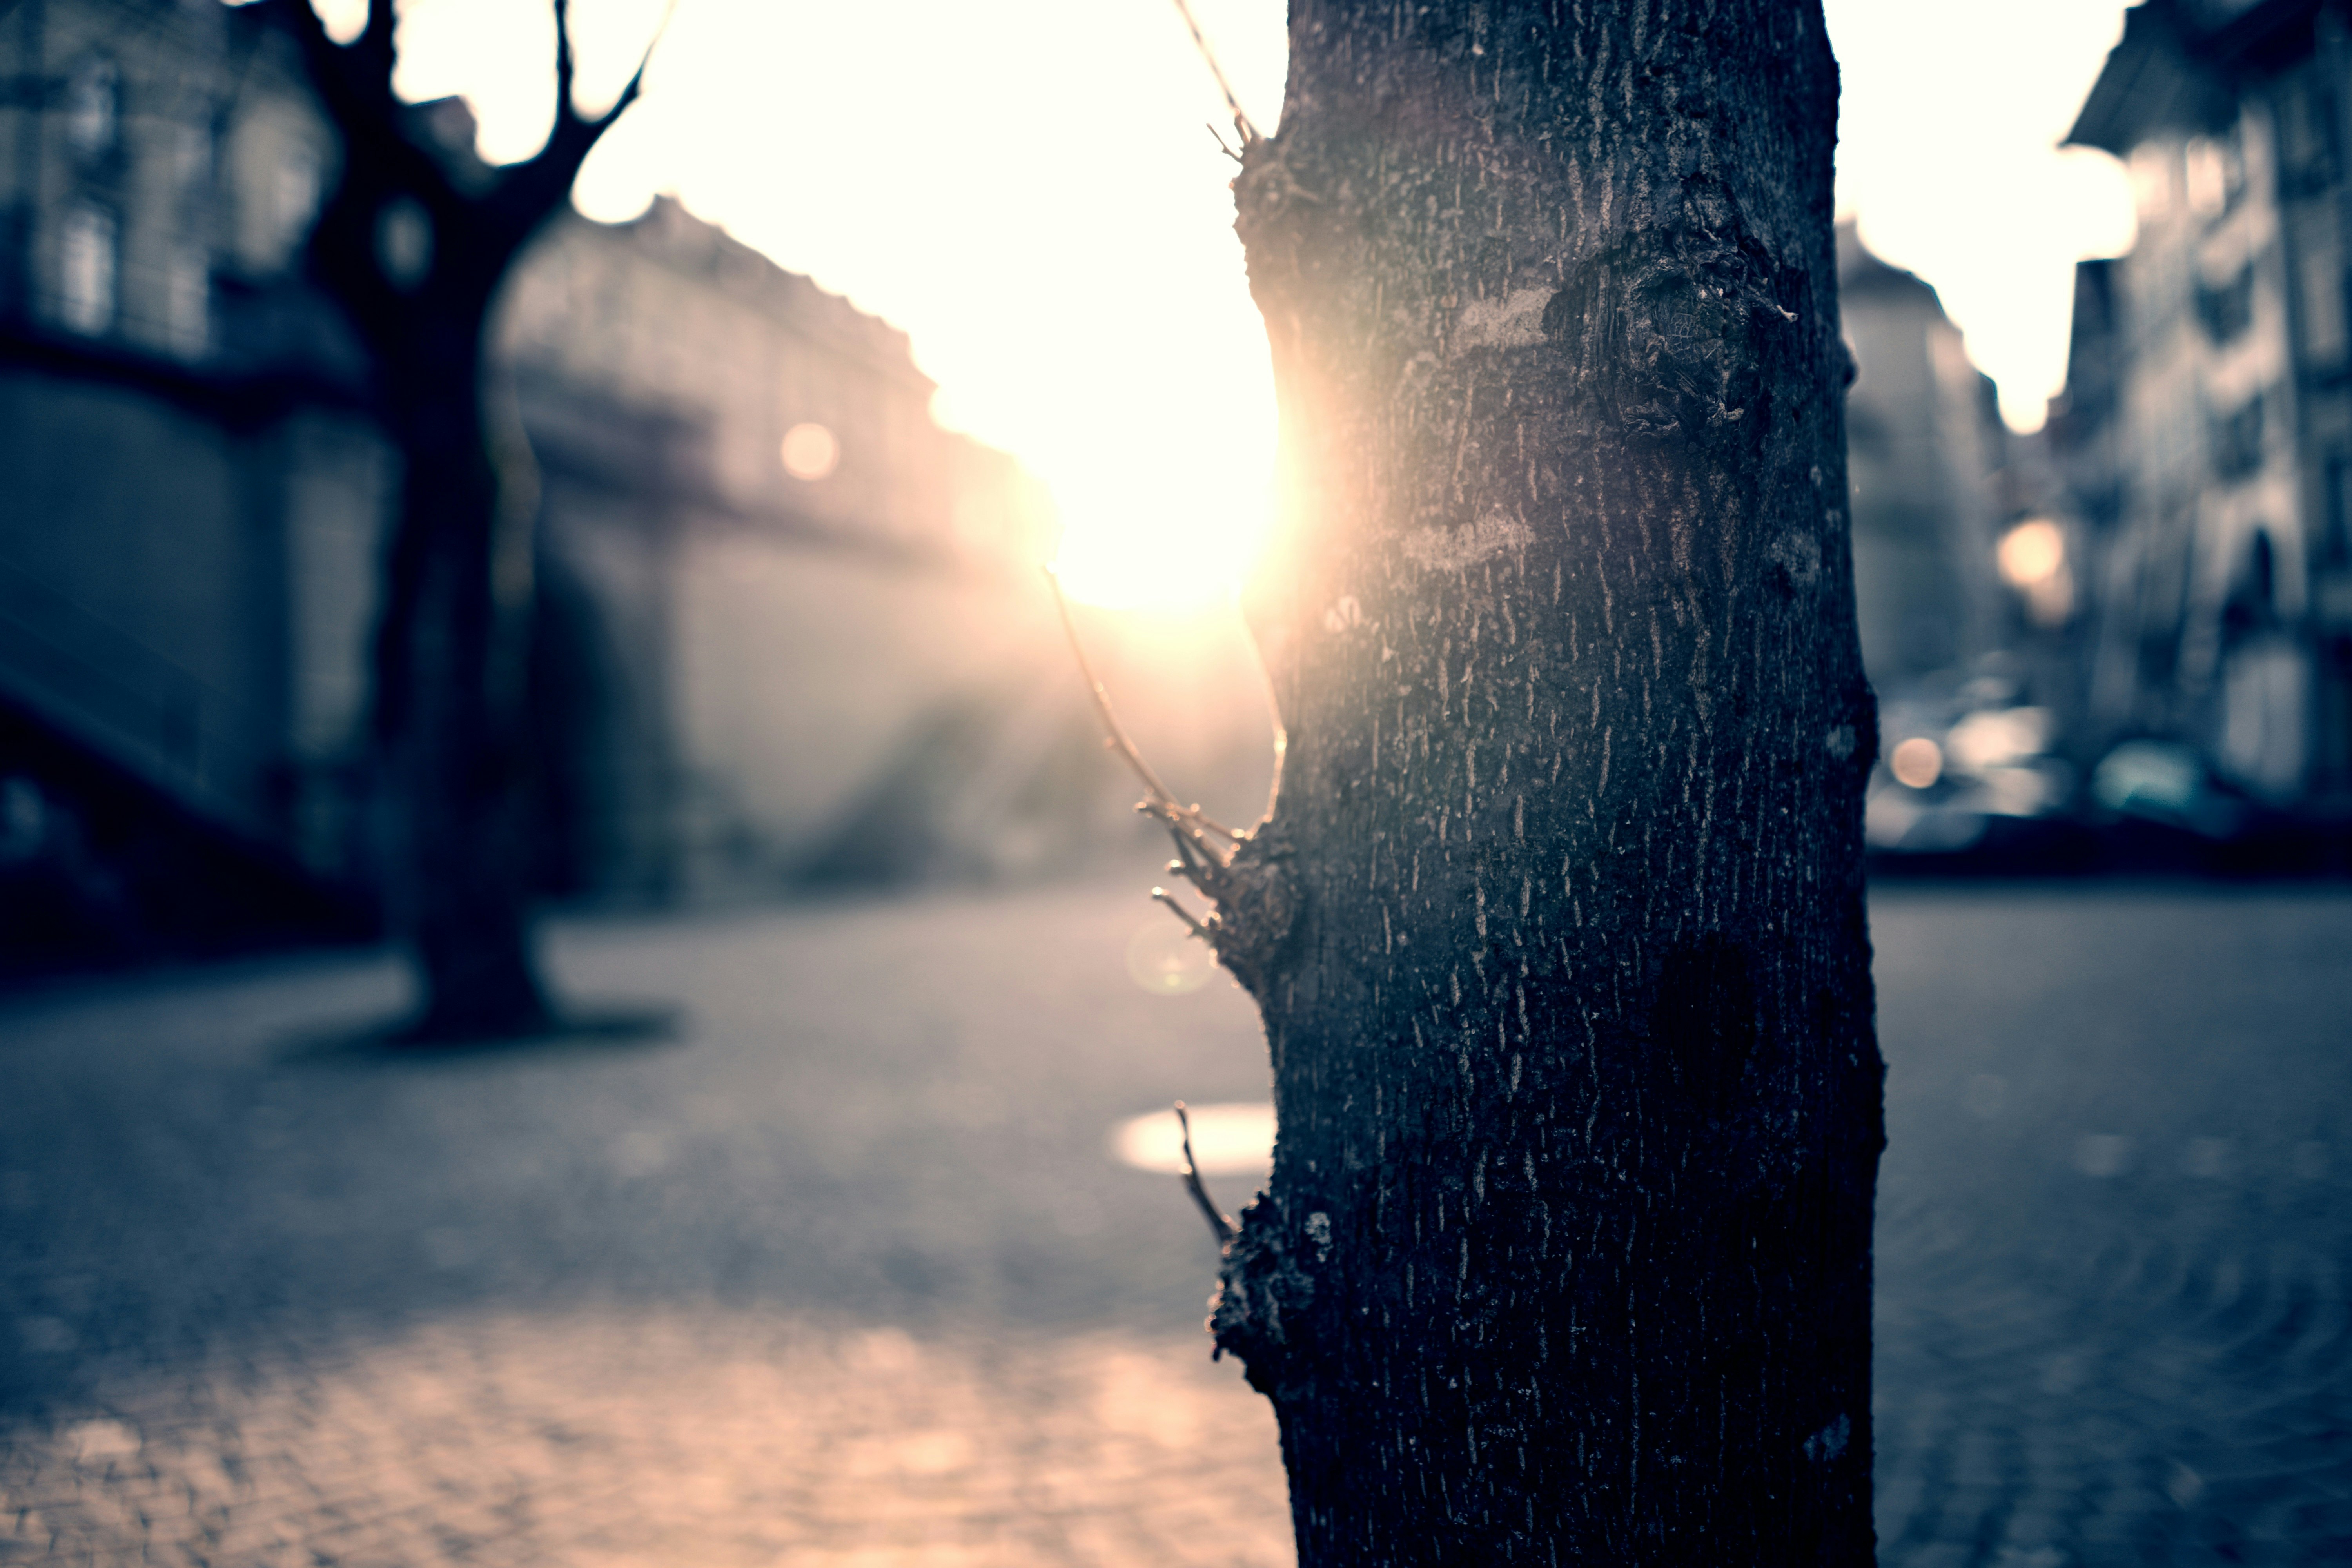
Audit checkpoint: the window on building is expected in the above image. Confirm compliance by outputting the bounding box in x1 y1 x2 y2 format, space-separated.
2222 530 2278 644
2317 83 2345 185
2281 79 2342 192
2184 130 2246 221
2185 138 2226 217
2298 232 2347 365
373 195 433 292
173 122 214 197
2325 455 2352 570
65 56 118 162
265 143 323 271
2212 392 2265 480
2130 143 2173 221
2196 263 2254 344
166 248 209 359
59 203 116 336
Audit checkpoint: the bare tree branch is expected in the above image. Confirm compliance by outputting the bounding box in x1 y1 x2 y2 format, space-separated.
1152 886 1210 938
1168 0 1258 144
1044 569 1243 865
1174 1102 1236 1249
598 0 676 140
500 0 667 234
358 0 397 94
271 0 394 130
552 0 579 131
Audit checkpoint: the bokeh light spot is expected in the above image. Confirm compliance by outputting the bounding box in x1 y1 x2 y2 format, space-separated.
2074 1133 2133 1178
1108 1102 1274 1177
1125 920 1215 996
1998 518 2066 586
780 422 838 481
1890 737 1944 789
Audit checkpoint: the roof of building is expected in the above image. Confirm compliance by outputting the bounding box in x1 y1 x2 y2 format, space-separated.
594 196 934 394
1837 221 1947 314
2065 0 2322 155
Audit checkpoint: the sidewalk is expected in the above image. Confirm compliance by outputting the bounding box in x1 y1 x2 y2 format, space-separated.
2 880 2348 1563
2 1312 1291 1566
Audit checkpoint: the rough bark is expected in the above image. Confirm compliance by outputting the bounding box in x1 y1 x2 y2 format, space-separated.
272 0 646 1038
1172 2 1882 1558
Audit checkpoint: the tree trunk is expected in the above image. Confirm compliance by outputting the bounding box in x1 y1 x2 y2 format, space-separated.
270 0 650 1041
1194 2 1882 1557
374 339 553 1039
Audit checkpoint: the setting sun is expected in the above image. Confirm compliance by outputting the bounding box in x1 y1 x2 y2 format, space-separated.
374 0 1289 611
1042 435 1274 610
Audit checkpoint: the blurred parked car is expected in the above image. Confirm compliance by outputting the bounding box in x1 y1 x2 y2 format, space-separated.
1866 679 2076 857
1864 673 2346 875
2087 740 2250 842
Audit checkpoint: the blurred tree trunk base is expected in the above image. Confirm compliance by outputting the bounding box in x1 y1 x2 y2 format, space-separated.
392 863 553 1042
376 479 555 1045
268 0 651 1046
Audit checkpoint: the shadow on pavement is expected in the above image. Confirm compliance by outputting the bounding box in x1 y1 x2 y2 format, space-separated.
275 1004 686 1068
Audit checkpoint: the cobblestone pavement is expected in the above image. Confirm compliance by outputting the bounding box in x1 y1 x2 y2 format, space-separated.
0 882 2348 1564
0 1315 1289 1566
1869 887 2352 1567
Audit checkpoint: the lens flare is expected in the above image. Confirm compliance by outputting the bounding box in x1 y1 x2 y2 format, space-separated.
1125 920 1216 996
1108 1102 1274 1176
780 423 838 481
1890 737 1944 789
1998 519 2065 587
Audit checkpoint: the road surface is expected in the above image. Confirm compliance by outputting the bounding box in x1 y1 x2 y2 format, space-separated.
2 880 2347 1564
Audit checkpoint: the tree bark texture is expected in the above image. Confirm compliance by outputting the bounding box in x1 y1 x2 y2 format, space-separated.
274 0 645 1038
1188 2 1882 1558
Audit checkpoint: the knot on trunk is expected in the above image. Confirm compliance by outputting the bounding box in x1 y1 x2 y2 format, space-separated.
1200 829 1298 999
1209 1194 1319 1397
1544 234 1803 444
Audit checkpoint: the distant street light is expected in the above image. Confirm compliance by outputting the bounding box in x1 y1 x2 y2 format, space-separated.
1998 517 2074 625
1998 517 2065 586
780 422 839 481
1891 737 1946 789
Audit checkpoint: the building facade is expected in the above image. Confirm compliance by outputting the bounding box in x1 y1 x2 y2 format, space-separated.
0 0 1174 964
1838 221 2014 694
2060 0 2352 806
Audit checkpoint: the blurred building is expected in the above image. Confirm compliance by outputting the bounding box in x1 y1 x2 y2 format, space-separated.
491 187 1065 901
0 0 1236 969
1837 225 2107 858
2057 0 2352 808
1838 221 2013 692
0 0 381 967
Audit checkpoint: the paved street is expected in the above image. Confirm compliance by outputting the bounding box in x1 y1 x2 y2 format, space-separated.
1 881 2348 1564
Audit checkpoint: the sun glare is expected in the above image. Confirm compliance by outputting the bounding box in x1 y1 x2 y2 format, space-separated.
363 0 2149 600
1049 485 1271 612
1040 374 1278 611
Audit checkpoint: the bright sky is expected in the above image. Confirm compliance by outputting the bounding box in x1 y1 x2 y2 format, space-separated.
361 0 2138 607
1822 0 2138 430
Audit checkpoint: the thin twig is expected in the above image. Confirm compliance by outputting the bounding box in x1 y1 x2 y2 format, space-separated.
1047 570 1180 806
594 0 677 134
1044 570 1242 858
1170 833 1208 882
1169 0 1259 143
1174 1102 1236 1247
1151 886 1210 938
1206 121 1243 164
1237 597 1288 824
1181 802 1240 842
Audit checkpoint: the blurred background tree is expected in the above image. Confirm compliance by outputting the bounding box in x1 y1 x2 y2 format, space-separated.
270 0 654 1038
